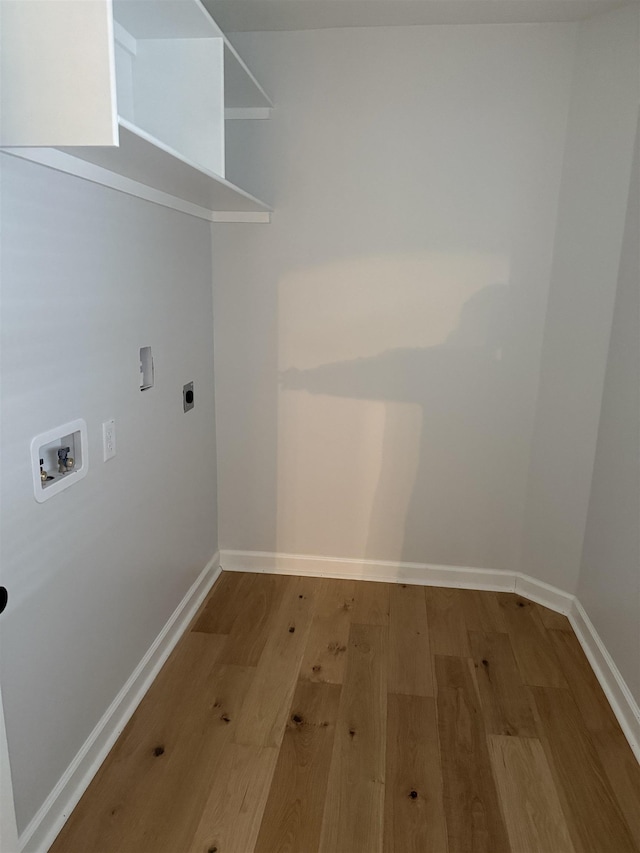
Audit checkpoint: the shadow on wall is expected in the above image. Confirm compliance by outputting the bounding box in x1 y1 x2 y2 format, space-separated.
278 282 520 568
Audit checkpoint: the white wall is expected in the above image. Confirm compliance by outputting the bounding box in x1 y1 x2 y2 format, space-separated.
0 155 218 834
578 117 639 705
214 23 576 570
521 3 640 592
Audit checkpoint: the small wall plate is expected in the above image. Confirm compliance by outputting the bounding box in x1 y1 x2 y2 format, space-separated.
140 346 154 391
183 382 194 413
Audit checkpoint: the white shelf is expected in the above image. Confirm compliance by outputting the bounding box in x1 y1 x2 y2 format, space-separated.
113 0 272 110
1 0 273 222
90 118 271 213
3 119 271 223
113 0 222 39
224 41 273 110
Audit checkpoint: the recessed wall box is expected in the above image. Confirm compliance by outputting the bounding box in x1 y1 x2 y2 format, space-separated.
31 419 88 503
140 346 154 390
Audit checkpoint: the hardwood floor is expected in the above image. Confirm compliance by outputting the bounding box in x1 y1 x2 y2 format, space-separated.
50 574 640 853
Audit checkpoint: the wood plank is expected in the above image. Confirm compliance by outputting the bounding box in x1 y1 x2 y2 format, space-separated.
497 594 567 688
487 735 576 853
592 726 640 850
120 663 257 853
531 686 637 853
469 631 538 737
351 580 390 625
254 681 342 853
535 603 572 631
185 742 279 853
548 628 620 733
192 571 253 634
387 583 434 696
218 572 288 666
233 576 317 748
460 589 507 633
383 694 447 853
319 624 387 853
425 587 470 657
50 633 232 853
434 655 510 853
299 578 355 685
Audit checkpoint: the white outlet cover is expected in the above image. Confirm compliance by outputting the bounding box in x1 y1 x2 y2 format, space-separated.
102 418 116 461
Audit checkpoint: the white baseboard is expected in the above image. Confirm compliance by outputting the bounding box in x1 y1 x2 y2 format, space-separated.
219 549 516 591
569 599 640 763
19 553 221 853
220 549 640 764
514 572 575 614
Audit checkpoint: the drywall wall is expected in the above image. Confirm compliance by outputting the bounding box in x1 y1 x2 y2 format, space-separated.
521 3 640 593
578 116 639 706
0 155 218 834
214 23 577 570
206 0 632 31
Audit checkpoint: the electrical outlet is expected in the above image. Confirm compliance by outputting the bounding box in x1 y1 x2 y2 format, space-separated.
183 381 194 413
102 419 116 461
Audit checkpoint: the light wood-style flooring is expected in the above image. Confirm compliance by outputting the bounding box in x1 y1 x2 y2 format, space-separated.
51 572 640 853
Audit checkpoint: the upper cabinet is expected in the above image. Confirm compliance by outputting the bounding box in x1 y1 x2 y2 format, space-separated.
0 0 118 147
0 0 272 222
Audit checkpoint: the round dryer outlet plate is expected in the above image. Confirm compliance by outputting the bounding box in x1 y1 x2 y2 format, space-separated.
183 381 194 412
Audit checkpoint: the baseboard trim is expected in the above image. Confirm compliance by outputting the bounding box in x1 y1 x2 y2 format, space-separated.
569 599 640 763
220 549 516 591
220 549 640 763
19 553 221 853
513 572 575 614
